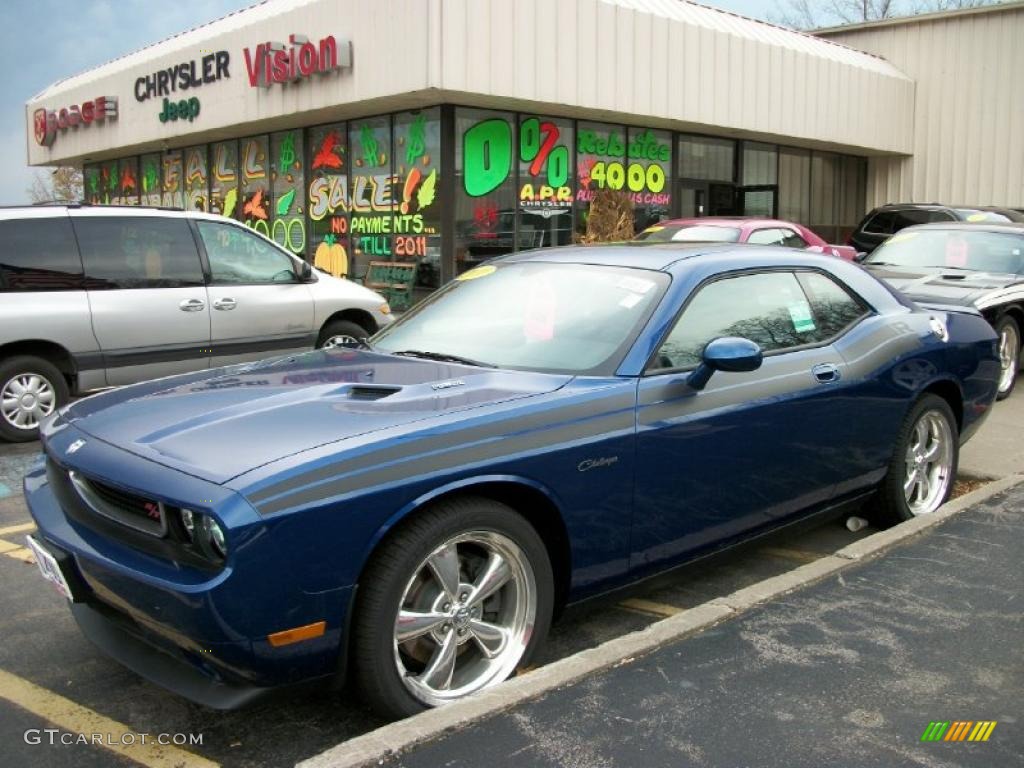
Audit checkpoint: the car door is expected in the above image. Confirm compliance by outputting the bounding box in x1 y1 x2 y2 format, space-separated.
194 219 315 367
72 214 211 386
631 269 857 576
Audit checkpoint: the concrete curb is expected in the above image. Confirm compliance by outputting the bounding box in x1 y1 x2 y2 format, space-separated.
298 474 1024 768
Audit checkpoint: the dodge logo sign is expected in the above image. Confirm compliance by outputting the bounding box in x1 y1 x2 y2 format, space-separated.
33 108 53 147
33 97 118 147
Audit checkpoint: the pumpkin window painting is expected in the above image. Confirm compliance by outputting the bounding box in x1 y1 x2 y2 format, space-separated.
308 123 350 277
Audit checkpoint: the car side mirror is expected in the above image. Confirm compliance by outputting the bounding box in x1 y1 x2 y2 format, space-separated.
297 260 314 282
854 251 868 263
686 337 763 391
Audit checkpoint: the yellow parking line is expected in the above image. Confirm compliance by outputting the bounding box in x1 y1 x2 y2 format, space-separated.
0 668 219 768
4 547 34 564
0 539 20 554
618 598 683 618
0 522 35 537
760 547 822 563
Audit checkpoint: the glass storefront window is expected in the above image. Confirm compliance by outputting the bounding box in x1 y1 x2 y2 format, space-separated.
270 129 306 257
627 127 672 232
161 151 183 209
349 116 393 279
742 142 777 186
240 135 270 237
101 159 120 205
575 120 627 236
83 164 101 205
778 147 810 223
118 157 139 205
394 108 442 293
455 108 516 274
308 123 350 277
183 146 208 212
810 152 839 240
210 140 238 218
140 153 162 206
519 115 573 249
678 135 734 182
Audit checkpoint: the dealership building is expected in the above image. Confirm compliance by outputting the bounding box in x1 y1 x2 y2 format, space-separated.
25 0 1024 299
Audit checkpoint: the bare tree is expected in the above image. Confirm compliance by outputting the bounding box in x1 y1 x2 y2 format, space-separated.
773 0 999 29
27 166 83 204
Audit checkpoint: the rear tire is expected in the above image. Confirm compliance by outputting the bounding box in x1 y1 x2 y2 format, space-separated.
0 355 69 442
316 319 370 350
994 315 1020 400
351 496 553 719
872 394 958 526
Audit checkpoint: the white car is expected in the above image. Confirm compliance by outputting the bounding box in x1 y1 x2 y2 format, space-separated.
0 205 393 441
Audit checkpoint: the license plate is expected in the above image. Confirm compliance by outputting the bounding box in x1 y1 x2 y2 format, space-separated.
25 535 76 602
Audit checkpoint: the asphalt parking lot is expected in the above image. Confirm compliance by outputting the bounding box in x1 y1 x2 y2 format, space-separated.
0 393 1018 768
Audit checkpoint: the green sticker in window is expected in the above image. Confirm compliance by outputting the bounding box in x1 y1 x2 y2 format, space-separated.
966 213 988 222
788 300 816 333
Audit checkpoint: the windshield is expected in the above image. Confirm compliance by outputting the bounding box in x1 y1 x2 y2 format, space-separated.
372 262 670 374
865 229 1024 274
634 224 741 243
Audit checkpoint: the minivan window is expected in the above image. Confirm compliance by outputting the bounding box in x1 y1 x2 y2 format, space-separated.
197 221 298 284
0 217 82 292
73 217 204 289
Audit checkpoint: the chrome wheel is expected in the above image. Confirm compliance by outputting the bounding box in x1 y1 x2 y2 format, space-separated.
393 531 536 706
997 321 1019 396
321 334 359 349
903 410 954 515
1 372 56 431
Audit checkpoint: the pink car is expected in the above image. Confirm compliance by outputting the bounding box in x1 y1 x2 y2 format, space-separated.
634 217 858 261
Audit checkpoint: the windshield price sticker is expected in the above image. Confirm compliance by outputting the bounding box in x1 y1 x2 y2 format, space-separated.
457 265 497 281
788 301 816 333
617 276 656 294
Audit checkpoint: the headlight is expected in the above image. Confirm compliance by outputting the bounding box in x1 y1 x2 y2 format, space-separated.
206 517 227 558
179 509 196 541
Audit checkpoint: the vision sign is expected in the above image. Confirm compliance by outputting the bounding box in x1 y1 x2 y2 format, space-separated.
243 34 351 88
33 97 118 147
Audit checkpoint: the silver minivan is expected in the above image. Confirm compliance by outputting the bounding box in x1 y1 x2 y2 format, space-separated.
0 205 394 441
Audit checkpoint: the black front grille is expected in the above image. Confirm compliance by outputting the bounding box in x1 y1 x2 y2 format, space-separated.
69 471 167 537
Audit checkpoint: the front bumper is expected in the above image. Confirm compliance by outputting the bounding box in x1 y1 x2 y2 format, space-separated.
23 434 354 708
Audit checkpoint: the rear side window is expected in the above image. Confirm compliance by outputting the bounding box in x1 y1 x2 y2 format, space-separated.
73 217 204 289
863 211 896 235
797 271 869 339
0 217 83 292
894 209 939 229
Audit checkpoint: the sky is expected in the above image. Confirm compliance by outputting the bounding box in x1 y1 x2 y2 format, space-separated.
1 0 776 205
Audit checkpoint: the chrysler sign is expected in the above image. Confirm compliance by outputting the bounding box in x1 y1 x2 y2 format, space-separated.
34 97 118 147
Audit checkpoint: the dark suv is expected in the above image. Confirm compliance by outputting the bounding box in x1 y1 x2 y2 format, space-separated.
850 203 1024 255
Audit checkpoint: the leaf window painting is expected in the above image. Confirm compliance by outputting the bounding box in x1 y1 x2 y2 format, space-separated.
161 151 184 209
309 122 350 278
210 141 239 219
393 108 441 294
83 164 102 205
118 157 139 205
139 153 162 206
240 135 270 239
270 130 306 258
183 146 208 212
101 159 120 205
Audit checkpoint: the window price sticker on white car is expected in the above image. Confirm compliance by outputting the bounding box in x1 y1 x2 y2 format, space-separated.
25 535 76 602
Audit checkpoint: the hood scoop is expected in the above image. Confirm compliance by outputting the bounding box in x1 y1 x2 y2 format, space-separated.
941 273 966 280
347 385 401 401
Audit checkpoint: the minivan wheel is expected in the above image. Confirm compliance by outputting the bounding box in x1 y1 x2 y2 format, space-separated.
994 315 1020 400
0 356 69 442
351 496 553 719
316 319 370 350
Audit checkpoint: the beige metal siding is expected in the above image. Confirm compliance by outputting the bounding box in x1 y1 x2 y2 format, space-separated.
822 5 1024 208
437 0 914 155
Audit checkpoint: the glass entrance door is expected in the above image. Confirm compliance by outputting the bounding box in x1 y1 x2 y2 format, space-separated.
677 182 737 217
740 185 778 217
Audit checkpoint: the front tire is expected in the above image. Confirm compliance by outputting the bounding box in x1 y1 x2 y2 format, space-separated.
316 319 370 350
351 497 553 719
873 394 958 525
994 315 1020 400
0 356 69 442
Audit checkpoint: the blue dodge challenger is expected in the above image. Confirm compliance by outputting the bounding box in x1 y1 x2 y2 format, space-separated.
24 244 999 717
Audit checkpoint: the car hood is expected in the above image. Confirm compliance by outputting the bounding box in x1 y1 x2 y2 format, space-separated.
864 264 1021 306
62 350 572 484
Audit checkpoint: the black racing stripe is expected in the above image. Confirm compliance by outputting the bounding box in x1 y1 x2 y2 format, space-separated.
247 390 636 504
254 409 635 516
101 334 315 368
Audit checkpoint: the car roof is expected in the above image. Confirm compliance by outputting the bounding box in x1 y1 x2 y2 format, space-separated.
895 222 1024 235
652 217 795 228
0 204 233 224
873 202 1020 214
500 242 833 273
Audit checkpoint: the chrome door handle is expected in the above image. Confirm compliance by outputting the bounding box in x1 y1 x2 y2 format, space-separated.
178 298 205 312
812 363 841 384
213 298 237 310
